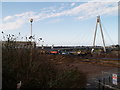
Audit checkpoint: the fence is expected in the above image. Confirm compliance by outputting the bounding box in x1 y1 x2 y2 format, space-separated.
86 70 120 90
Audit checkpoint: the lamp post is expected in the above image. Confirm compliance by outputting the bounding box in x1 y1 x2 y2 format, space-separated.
29 18 33 73
30 18 33 42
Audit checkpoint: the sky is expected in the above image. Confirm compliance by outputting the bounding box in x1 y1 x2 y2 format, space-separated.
0 1 119 46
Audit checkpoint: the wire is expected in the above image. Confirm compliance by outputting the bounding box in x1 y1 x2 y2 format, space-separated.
101 22 114 45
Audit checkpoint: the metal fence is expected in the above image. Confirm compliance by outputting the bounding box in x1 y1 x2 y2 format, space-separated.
86 69 120 90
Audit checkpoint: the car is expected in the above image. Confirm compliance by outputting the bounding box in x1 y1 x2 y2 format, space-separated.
61 52 69 55
50 50 59 54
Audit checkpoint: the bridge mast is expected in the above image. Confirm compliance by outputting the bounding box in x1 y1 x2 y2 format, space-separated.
91 16 106 53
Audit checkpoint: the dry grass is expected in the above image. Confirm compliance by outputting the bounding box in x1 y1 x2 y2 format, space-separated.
2 48 87 89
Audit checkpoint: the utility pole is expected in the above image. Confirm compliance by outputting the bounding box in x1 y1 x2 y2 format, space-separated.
91 16 106 53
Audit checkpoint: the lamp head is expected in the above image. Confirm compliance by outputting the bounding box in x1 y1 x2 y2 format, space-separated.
30 18 33 23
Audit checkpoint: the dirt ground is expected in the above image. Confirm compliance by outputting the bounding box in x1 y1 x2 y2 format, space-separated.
46 55 120 79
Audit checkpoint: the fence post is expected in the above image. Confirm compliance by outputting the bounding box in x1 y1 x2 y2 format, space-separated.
102 78 105 90
109 76 111 84
98 79 101 89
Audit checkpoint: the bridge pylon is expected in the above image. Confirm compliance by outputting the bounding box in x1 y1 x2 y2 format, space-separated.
91 16 106 53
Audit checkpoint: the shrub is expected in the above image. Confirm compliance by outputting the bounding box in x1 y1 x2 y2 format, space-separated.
49 69 86 88
2 48 87 89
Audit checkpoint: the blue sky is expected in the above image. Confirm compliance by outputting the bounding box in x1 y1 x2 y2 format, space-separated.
0 2 118 46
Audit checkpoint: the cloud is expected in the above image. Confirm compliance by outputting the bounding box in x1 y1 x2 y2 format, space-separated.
71 3 76 7
51 2 118 19
14 11 35 17
1 19 25 30
47 18 63 23
3 16 14 21
75 2 118 20
1 2 118 31
1 11 36 30
32 2 117 21
90 0 119 2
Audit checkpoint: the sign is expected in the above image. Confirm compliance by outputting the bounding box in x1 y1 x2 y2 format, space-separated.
112 74 117 85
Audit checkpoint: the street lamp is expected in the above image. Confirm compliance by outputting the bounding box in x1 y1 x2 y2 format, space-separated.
30 18 33 42
29 18 33 70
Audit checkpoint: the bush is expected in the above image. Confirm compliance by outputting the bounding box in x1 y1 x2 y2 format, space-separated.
2 48 87 89
49 69 86 88
2 48 56 88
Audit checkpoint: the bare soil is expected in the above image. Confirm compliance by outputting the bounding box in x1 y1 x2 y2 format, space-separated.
45 55 120 79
